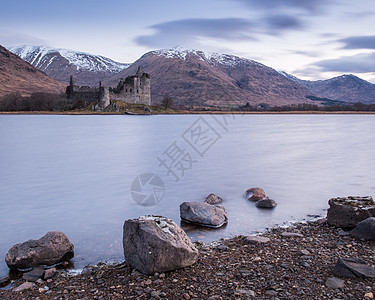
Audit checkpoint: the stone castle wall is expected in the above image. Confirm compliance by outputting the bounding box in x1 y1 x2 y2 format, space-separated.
67 67 151 108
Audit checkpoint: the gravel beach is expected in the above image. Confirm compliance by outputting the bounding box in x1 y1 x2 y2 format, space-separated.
1 219 375 299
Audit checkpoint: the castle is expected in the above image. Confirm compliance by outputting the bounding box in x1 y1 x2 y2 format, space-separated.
66 66 151 108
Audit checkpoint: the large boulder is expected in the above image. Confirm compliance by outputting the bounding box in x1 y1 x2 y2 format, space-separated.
244 187 267 201
180 202 228 228
204 193 223 205
5 231 74 270
334 257 375 278
326 196 375 228
350 217 375 240
123 216 198 275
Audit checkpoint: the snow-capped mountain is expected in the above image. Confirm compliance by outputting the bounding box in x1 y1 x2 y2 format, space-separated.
107 47 314 107
9 45 130 86
152 47 263 68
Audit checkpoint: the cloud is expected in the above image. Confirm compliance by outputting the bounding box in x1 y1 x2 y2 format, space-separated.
135 18 255 48
340 36 375 49
0 32 49 48
235 0 329 13
314 52 375 73
263 15 305 32
135 16 305 48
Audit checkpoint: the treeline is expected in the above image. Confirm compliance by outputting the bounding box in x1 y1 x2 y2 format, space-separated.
240 102 375 112
0 92 75 111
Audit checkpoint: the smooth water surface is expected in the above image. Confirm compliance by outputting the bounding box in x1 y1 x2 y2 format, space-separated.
1 114 374 277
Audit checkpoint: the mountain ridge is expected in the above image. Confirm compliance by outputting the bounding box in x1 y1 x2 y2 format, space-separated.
7 45 375 106
10 45 130 86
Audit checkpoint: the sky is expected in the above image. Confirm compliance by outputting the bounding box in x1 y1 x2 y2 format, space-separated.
1 0 375 82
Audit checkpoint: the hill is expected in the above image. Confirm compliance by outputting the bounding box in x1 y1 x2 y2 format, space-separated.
0 45 65 98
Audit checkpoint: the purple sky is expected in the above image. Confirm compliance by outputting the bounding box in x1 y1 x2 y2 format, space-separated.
1 0 375 82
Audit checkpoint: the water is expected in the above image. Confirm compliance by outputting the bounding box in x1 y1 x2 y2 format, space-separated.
1 114 374 277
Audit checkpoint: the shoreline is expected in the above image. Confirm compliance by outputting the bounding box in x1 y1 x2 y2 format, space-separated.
1 219 375 299
1 110 375 115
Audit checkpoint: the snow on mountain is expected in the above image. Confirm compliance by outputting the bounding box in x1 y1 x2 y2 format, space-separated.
10 45 130 73
152 47 262 68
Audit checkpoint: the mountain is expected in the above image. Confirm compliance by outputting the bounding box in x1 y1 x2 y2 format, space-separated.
0 45 65 98
105 48 314 107
9 45 130 86
281 72 375 104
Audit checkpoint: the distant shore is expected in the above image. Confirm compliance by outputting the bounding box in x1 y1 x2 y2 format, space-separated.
1 110 375 115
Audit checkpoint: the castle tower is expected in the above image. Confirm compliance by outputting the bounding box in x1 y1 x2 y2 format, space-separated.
136 66 143 77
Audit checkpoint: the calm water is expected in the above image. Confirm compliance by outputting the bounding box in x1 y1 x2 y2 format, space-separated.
1 114 375 277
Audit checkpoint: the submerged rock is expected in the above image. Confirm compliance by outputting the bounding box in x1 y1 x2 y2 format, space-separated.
123 216 198 275
204 193 223 205
350 217 375 240
334 257 375 278
256 198 277 209
5 231 74 270
180 202 228 228
244 187 267 201
327 196 375 228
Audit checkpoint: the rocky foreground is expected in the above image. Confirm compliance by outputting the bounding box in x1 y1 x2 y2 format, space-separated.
1 219 375 299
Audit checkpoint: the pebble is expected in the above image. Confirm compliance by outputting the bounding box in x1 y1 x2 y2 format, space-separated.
300 249 311 256
325 277 346 289
43 267 57 280
13 282 37 292
216 245 228 251
281 232 304 238
244 236 271 244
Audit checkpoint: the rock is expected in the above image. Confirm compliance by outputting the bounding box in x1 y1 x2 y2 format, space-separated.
281 232 304 238
216 245 228 251
43 267 57 280
334 257 375 278
365 292 374 299
5 231 74 269
325 277 345 289
22 266 45 282
0 275 10 286
350 217 375 240
123 216 199 275
300 249 311 256
327 196 375 228
204 193 223 205
244 236 271 244
255 198 277 208
244 187 267 201
236 289 256 297
180 202 228 228
13 281 36 292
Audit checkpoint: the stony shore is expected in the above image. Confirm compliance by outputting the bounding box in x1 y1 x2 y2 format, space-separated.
1 219 375 299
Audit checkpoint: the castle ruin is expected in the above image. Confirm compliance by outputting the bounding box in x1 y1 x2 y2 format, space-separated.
66 66 150 108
